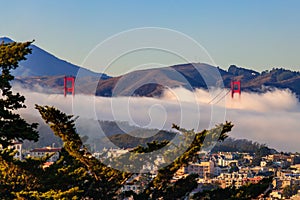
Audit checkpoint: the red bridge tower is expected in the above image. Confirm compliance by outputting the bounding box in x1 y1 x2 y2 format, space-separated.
64 76 75 97
231 80 241 98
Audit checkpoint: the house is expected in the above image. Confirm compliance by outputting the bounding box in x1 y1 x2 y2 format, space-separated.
0 140 23 160
29 147 61 162
10 141 22 160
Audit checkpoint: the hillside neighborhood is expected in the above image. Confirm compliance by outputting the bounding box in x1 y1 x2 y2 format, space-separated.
6 141 300 199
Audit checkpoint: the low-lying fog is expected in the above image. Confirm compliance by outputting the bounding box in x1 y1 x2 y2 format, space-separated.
14 84 300 152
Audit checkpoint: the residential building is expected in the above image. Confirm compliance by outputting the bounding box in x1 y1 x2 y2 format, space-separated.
177 161 215 178
217 172 248 188
0 140 23 160
29 147 61 162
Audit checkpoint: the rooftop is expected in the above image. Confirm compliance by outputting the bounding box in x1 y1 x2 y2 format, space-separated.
30 147 61 153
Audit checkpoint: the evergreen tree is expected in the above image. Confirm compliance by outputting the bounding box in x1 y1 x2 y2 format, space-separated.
0 41 38 147
0 41 80 199
36 105 131 199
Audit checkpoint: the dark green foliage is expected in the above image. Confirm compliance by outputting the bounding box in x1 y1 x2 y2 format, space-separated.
0 149 58 199
131 140 170 153
35 106 235 199
212 137 277 154
35 105 131 199
138 122 233 199
212 137 277 167
0 41 38 147
105 130 176 149
163 174 198 200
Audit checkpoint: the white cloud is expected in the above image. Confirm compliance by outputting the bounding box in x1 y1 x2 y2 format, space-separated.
13 84 300 152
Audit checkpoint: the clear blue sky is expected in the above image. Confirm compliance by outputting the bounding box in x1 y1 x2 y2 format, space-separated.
1 0 300 74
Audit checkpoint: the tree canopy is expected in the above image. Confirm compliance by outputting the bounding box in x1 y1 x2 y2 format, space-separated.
0 41 38 147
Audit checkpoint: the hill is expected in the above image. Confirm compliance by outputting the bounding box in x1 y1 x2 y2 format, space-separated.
211 137 278 154
95 63 227 96
21 117 144 150
97 64 300 98
94 130 176 150
3 36 300 98
225 65 300 97
0 37 110 79
15 63 300 98
91 130 277 154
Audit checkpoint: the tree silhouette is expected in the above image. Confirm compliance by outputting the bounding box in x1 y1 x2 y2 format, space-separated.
0 41 38 147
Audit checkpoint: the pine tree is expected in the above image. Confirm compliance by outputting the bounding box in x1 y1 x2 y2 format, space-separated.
36 105 131 199
0 41 38 147
35 105 234 199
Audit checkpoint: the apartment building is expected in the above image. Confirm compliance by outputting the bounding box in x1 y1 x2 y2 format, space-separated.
177 161 215 178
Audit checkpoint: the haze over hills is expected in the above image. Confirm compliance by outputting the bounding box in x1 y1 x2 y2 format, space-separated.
2 36 300 98
99 64 300 98
15 63 300 99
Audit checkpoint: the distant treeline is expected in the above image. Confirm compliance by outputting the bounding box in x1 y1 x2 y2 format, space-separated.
25 118 278 154
96 130 277 154
94 129 176 150
211 137 277 154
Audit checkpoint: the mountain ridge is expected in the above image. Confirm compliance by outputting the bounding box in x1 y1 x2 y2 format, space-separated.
2 37 300 98
0 37 110 79
14 64 300 99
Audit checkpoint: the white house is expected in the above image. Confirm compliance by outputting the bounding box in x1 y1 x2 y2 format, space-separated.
0 140 23 160
29 147 61 162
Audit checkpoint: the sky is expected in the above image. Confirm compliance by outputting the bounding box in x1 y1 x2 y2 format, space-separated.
1 1 300 75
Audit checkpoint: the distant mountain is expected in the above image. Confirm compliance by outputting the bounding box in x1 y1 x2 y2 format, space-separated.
0 37 13 43
3 36 300 98
13 63 228 96
95 63 228 97
13 62 300 98
94 63 300 98
225 65 300 97
0 37 110 79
